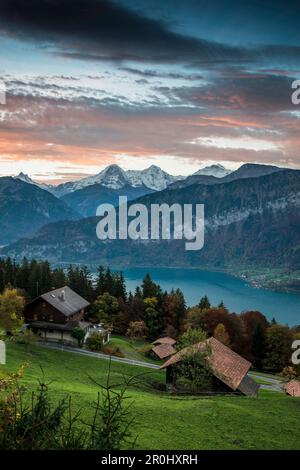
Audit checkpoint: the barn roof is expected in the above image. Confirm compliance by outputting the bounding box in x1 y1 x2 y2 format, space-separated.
32 286 90 317
152 343 176 359
161 337 252 391
284 379 300 397
153 337 176 346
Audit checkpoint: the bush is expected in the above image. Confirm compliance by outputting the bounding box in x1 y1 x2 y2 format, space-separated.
86 333 104 352
102 345 125 358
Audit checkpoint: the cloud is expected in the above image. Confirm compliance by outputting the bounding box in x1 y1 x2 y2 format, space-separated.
0 0 281 66
171 73 297 112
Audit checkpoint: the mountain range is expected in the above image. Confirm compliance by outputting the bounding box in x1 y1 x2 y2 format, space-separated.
0 177 78 245
3 168 300 288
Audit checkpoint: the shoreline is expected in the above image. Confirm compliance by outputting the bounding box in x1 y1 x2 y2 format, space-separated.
53 261 300 295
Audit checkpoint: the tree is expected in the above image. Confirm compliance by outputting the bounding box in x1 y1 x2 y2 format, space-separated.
86 333 104 352
143 297 163 338
214 323 231 346
176 327 207 350
67 265 94 302
141 274 161 299
198 295 210 310
71 327 86 347
218 300 226 309
264 325 292 372
92 293 119 327
126 321 148 340
0 287 25 333
251 323 266 369
16 328 37 351
162 289 186 333
173 328 212 392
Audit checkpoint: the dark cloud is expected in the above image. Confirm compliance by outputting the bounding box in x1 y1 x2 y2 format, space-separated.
120 67 203 80
171 74 298 112
0 0 257 65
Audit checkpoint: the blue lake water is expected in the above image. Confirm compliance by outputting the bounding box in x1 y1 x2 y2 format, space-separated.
121 267 300 326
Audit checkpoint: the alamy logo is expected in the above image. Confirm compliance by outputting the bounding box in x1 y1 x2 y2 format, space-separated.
96 196 205 251
0 340 6 365
0 81 6 105
292 340 300 365
291 80 300 105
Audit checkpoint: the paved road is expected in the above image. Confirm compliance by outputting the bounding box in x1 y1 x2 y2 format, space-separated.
248 372 284 392
40 342 284 392
40 341 161 369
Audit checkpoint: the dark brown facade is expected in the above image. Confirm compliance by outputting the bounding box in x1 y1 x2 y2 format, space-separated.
25 299 84 324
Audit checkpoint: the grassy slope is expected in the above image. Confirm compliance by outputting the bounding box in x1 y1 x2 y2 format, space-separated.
2 343 300 450
109 335 161 364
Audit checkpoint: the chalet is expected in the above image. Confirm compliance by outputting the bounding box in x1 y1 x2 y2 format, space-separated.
24 286 109 346
284 379 300 397
151 337 176 360
160 337 260 397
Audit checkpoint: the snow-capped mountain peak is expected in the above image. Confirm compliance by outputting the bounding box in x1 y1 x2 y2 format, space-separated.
79 164 129 190
14 172 50 191
193 164 232 178
126 165 183 191
14 172 36 185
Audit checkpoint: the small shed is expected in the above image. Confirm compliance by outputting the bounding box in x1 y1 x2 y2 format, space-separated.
284 379 300 397
161 337 260 397
151 336 176 360
153 337 176 346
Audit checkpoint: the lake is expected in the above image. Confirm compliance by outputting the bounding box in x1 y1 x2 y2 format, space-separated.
121 267 300 326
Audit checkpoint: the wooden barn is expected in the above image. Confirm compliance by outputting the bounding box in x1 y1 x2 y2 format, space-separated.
160 337 260 397
24 286 92 346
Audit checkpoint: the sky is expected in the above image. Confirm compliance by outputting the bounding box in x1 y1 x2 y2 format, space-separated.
0 0 299 183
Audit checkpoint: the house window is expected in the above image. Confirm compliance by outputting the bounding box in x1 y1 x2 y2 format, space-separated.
33 314 38 321
49 315 54 322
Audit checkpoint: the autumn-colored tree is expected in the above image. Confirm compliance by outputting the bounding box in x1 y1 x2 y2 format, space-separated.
92 293 119 327
251 323 266 369
0 287 25 333
240 311 269 362
264 325 292 372
213 323 231 347
126 321 148 340
162 289 186 333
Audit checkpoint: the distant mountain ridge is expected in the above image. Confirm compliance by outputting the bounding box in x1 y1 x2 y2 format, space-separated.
49 164 184 197
61 182 154 217
3 170 299 279
193 164 231 178
0 177 78 245
13 162 287 197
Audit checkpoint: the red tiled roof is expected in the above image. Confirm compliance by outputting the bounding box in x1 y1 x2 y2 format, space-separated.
153 337 176 346
161 337 251 391
152 343 176 359
284 379 300 397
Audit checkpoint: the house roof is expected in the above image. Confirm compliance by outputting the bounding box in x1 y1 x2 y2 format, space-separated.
161 337 252 391
37 286 90 317
153 336 176 346
152 343 176 359
284 379 300 397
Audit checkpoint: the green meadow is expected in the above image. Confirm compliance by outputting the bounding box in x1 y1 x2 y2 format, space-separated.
2 342 300 450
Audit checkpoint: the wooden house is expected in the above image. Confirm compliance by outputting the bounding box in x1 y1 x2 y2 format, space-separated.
24 286 94 346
